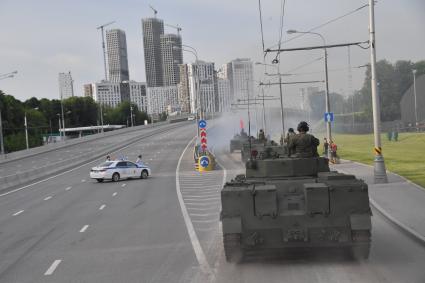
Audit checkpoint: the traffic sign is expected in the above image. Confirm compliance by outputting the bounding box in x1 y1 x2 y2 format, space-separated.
201 137 207 144
200 131 207 137
324 112 334 122
199 156 210 168
198 120 207 128
201 143 207 150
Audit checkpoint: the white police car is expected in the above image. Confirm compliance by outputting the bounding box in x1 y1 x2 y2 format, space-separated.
90 160 151 182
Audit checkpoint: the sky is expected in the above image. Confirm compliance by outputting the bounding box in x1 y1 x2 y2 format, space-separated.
0 0 424 107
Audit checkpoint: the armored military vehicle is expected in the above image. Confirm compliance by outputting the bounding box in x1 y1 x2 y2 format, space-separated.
240 141 285 163
229 129 249 153
220 156 371 262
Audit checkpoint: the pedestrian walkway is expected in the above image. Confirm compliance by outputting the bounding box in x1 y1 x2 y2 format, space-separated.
332 160 425 242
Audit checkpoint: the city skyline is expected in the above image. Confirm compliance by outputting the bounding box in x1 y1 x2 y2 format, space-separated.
1 0 424 106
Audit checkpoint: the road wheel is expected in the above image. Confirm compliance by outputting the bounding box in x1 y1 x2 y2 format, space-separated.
141 170 148 179
223 233 243 263
96 179 104 183
112 173 120 182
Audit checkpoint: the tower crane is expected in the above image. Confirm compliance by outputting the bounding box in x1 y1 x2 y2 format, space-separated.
149 5 157 17
165 23 182 35
96 21 115 81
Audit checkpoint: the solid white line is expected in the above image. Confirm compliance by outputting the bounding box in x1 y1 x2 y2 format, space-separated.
0 126 180 198
13 210 24 216
176 137 215 281
65 186 72 191
112 192 117 197
99 204 106 210
44 259 62 275
44 196 52 201
79 225 89 233
121 183 126 187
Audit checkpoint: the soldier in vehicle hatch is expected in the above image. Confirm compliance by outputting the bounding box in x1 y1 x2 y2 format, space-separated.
288 121 320 157
258 129 266 142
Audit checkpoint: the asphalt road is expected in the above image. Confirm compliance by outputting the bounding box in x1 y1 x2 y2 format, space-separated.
1 121 425 283
0 124 174 178
0 123 199 283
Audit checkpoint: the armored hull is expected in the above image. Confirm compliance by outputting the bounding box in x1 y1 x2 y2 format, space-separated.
220 157 371 262
229 134 249 153
240 142 286 162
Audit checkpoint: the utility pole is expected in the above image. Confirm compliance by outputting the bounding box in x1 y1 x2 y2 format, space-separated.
130 105 134 127
369 0 388 183
277 65 285 137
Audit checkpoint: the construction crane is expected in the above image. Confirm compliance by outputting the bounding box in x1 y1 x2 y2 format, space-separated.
96 21 115 81
165 23 182 35
149 5 157 17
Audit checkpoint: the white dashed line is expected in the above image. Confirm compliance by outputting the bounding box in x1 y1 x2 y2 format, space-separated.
99 204 106 210
13 210 24 216
44 259 62 275
112 192 117 197
187 207 217 211
79 225 89 233
190 213 217 217
121 183 126 187
65 186 72 191
81 179 86 183
44 196 52 201
192 219 217 223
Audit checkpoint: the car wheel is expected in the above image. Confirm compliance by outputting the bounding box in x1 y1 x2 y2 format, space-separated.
96 179 104 183
112 173 120 182
141 170 148 179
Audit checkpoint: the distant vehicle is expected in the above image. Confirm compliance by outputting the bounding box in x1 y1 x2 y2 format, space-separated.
188 115 195 121
90 160 151 182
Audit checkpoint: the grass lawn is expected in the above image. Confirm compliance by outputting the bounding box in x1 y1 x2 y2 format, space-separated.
330 132 425 188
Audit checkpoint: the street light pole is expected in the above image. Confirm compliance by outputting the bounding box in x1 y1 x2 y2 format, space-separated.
130 105 134 127
0 109 4 155
369 0 388 183
413 69 418 131
287 29 332 159
24 112 29 150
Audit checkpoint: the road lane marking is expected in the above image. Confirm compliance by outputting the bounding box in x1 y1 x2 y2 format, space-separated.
81 179 86 182
190 213 217 217
121 184 126 187
44 259 62 275
192 219 217 224
65 186 72 191
0 126 182 198
79 225 89 233
44 196 52 201
184 197 220 202
187 207 217 211
13 210 24 216
99 204 106 210
112 192 117 197
176 137 215 281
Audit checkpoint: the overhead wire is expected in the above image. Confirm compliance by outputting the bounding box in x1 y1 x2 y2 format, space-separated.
267 3 369 49
275 0 287 62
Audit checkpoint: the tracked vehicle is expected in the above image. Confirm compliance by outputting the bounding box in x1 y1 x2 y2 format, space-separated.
220 155 371 262
229 130 249 153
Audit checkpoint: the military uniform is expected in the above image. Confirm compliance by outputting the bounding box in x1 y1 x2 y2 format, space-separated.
258 130 266 142
288 133 320 158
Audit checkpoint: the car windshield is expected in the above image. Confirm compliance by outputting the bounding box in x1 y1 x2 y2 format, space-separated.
98 162 113 168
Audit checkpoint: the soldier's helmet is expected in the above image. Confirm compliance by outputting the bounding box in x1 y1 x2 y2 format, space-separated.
297 121 309 132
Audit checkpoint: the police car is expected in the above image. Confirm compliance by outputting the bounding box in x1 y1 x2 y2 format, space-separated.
90 160 151 182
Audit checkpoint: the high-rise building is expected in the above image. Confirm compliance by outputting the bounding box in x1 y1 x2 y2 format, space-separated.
187 61 216 114
217 78 231 112
178 64 191 113
147 85 179 115
128 81 147 113
83 84 93 98
221 59 254 102
106 29 130 83
161 34 183 86
142 18 164 87
92 81 121 108
58 72 74 99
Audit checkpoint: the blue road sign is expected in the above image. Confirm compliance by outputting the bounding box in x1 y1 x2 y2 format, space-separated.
198 119 207 128
324 112 334 122
199 156 210 168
